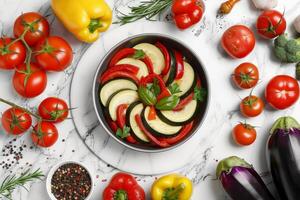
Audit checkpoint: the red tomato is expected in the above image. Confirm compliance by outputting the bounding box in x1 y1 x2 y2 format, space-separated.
31 122 58 147
221 25 256 59
233 62 259 89
0 38 26 70
256 10 286 39
13 12 50 46
12 63 47 98
265 75 299 110
232 123 256 146
34 36 73 71
1 107 32 135
240 95 264 117
38 97 69 123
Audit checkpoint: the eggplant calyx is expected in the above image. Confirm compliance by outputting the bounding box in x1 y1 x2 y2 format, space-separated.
216 156 252 178
270 116 300 135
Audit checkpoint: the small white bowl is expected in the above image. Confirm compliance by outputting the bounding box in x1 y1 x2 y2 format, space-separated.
46 160 94 200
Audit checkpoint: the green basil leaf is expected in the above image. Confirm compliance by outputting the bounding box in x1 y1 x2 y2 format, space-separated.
155 95 180 110
116 126 131 139
138 86 157 105
168 83 181 94
194 86 207 102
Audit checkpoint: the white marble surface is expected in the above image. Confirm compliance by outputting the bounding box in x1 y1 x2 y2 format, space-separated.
0 0 299 199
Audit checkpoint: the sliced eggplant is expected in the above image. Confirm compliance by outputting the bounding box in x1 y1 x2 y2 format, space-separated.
117 58 149 79
100 79 137 106
126 102 150 143
133 43 165 74
108 90 139 121
173 62 196 98
141 106 182 137
157 100 198 126
163 49 177 86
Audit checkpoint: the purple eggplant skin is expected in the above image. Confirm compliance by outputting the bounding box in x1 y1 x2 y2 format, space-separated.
217 156 275 200
267 116 300 200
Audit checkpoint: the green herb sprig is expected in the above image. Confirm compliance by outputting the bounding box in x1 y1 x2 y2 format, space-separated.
0 169 44 199
116 0 173 25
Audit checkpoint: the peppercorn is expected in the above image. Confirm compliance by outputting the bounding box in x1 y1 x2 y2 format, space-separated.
51 163 92 200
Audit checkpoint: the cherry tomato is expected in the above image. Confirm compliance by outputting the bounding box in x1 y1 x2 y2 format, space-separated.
256 10 286 39
240 95 264 117
12 63 47 98
232 123 256 146
233 62 259 89
34 36 73 71
265 75 299 110
38 97 69 123
221 25 256 59
13 12 49 46
0 38 26 70
1 107 32 135
31 122 58 147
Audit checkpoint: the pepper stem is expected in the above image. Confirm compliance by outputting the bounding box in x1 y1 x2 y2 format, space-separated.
88 19 102 33
163 183 185 199
114 190 128 200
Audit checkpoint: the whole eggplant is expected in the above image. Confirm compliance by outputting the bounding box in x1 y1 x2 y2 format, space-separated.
216 156 275 200
267 116 300 200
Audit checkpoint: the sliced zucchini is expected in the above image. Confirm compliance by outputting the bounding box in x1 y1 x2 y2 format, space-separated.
108 90 139 121
126 102 150 143
100 79 137 106
163 49 176 86
141 106 182 137
133 43 165 74
173 62 196 98
117 58 149 79
157 99 199 126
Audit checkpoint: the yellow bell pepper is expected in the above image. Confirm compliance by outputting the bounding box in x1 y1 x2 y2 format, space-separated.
151 174 193 200
51 0 112 43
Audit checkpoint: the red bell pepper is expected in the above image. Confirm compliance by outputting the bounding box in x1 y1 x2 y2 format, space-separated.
101 64 139 79
174 50 184 80
135 114 170 148
172 0 204 30
141 55 154 74
155 42 170 75
109 48 137 67
173 92 194 111
116 104 128 128
103 172 145 200
109 48 154 74
116 104 137 144
108 119 118 132
148 106 157 120
160 121 194 144
100 71 139 84
140 74 171 100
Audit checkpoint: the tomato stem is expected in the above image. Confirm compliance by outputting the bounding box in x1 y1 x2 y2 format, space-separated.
0 97 41 120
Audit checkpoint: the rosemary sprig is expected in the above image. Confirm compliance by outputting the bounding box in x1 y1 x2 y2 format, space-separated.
116 0 173 25
0 169 44 199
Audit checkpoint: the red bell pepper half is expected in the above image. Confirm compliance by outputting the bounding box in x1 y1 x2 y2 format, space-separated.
174 49 184 80
103 172 145 200
109 48 154 74
135 114 170 148
116 104 137 144
160 121 194 144
172 0 204 30
100 71 139 84
101 64 139 79
155 42 170 75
